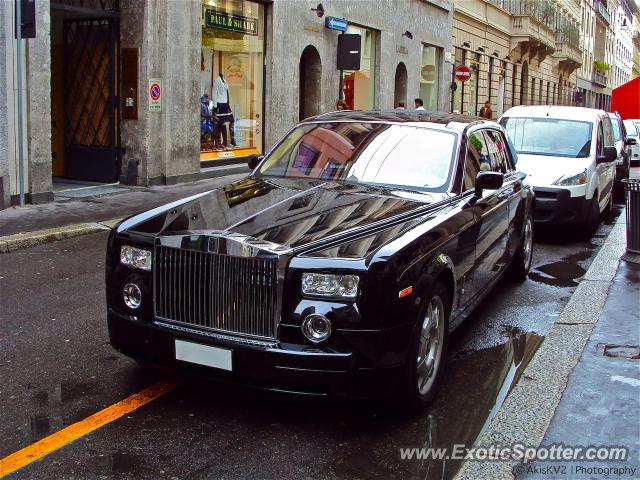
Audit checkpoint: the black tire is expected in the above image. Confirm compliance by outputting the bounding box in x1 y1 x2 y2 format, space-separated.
582 194 601 239
602 190 614 225
400 282 450 412
509 211 534 282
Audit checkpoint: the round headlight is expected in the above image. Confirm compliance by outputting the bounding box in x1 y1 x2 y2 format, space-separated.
301 314 332 343
123 283 142 309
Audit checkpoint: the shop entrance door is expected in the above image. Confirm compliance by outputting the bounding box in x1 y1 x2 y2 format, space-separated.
63 17 120 182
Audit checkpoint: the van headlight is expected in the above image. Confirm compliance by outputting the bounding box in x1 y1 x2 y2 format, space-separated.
553 170 587 186
120 245 152 271
301 273 359 299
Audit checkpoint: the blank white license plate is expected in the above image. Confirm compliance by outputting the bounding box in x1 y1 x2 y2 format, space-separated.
174 339 232 371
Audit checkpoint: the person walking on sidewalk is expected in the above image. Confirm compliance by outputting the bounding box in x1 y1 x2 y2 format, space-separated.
479 100 493 119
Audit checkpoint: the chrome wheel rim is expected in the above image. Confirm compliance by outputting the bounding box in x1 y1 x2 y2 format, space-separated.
523 217 533 271
416 296 445 395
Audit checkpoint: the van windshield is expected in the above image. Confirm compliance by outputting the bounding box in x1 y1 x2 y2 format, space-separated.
500 117 593 158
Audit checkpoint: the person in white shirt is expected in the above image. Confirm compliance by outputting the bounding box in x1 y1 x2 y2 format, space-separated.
414 98 426 111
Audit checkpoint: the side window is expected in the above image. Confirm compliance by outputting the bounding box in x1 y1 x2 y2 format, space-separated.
602 116 615 147
463 131 489 191
483 130 510 173
597 121 604 156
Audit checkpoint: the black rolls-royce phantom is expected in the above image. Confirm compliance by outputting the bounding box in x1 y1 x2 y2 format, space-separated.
106 111 534 409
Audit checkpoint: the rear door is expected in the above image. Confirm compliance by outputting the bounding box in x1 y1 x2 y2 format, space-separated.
484 129 523 260
463 129 510 299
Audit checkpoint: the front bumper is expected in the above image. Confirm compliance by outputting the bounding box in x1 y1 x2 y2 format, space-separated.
532 187 590 227
108 309 407 398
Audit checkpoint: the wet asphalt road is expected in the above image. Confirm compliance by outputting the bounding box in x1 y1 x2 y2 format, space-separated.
0 205 623 480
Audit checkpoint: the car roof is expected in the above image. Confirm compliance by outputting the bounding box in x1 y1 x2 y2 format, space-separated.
501 105 606 122
300 110 494 134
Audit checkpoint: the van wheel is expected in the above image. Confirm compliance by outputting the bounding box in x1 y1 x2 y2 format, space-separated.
602 191 614 225
509 212 534 282
582 195 601 239
400 282 449 412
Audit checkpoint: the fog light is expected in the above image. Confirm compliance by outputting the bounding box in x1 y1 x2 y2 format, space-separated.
123 283 142 309
301 314 332 343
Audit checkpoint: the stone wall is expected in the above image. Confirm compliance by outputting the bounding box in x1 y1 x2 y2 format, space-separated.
0 0 11 209
265 0 454 148
120 0 200 186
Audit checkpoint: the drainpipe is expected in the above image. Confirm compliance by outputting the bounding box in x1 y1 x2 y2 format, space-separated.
16 0 25 206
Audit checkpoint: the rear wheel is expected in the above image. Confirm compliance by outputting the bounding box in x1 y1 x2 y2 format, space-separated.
400 282 449 411
509 212 534 282
602 190 614 225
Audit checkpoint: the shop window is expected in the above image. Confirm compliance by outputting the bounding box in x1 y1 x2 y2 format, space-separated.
420 44 440 110
201 0 264 160
342 25 377 109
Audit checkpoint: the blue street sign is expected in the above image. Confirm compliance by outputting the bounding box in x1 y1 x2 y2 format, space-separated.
325 16 348 32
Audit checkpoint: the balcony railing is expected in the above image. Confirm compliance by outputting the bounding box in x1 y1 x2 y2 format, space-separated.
592 69 608 86
596 1 611 25
490 0 580 50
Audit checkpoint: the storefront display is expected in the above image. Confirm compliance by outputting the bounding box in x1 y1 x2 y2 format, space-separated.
342 25 377 110
201 0 264 162
420 44 440 111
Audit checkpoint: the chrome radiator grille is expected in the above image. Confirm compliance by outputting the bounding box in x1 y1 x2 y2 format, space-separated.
153 246 278 340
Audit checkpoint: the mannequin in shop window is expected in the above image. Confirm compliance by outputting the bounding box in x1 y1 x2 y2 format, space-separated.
212 73 237 150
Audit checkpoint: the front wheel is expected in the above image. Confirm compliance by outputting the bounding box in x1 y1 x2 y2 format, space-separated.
582 194 601 239
400 282 449 412
509 212 534 282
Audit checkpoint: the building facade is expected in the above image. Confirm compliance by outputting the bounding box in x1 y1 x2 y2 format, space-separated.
612 0 634 88
576 0 617 110
0 0 453 209
450 0 582 118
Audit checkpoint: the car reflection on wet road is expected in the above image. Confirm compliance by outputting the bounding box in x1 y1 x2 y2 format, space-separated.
0 206 621 479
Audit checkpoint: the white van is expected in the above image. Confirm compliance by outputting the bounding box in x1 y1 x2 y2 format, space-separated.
499 106 617 238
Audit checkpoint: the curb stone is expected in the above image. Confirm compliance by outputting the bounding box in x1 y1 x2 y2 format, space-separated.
454 210 628 480
0 218 122 253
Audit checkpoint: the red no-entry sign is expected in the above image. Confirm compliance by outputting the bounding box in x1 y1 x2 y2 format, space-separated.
454 65 471 82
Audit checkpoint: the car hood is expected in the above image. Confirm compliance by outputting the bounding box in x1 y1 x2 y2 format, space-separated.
117 177 451 251
515 153 592 186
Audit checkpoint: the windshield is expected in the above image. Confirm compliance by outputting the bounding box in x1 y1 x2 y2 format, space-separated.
500 117 593 158
255 122 458 192
624 120 638 138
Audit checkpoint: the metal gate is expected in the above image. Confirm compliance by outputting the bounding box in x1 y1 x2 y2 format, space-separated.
63 16 120 182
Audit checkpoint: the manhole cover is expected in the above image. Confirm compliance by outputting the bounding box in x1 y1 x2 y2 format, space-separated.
601 344 640 360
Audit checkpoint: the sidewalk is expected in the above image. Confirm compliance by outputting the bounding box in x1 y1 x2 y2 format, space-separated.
523 257 640 479
0 172 246 250
456 209 638 479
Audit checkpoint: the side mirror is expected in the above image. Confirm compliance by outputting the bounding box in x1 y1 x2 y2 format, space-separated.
474 171 503 198
597 146 617 164
248 155 264 170
625 137 637 146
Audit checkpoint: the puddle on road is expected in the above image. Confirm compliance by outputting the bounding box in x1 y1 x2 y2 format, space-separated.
528 251 589 288
329 330 543 480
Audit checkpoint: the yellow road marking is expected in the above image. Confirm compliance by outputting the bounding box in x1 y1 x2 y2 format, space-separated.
0 378 178 478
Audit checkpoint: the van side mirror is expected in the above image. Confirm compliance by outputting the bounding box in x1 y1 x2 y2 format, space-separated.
474 171 503 198
625 137 637 146
597 146 617 164
248 155 264 170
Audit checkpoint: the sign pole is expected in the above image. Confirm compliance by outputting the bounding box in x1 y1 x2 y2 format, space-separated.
339 70 344 101
16 0 25 206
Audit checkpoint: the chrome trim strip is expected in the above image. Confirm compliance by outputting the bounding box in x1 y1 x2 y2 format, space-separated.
155 320 278 348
